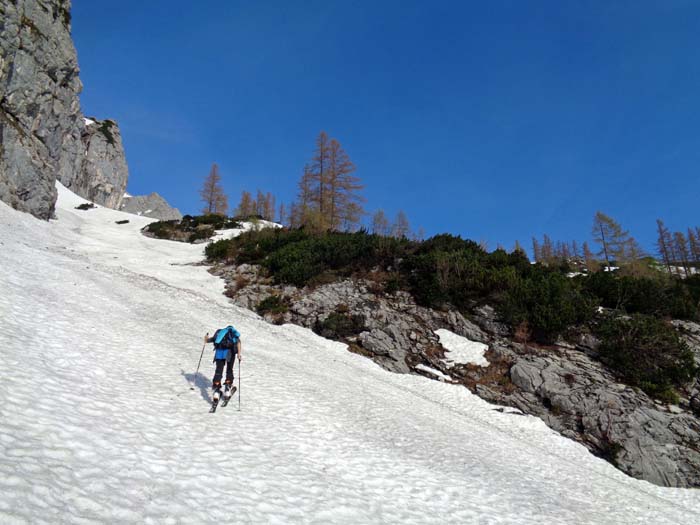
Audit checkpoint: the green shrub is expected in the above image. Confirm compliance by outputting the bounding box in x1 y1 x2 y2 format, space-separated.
582 271 700 321
498 270 596 344
256 295 290 315
313 312 366 339
145 215 241 244
143 220 179 239
205 239 234 260
596 314 698 401
188 227 215 243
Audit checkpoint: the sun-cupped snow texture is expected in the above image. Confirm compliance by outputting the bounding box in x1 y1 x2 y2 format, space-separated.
1 184 699 524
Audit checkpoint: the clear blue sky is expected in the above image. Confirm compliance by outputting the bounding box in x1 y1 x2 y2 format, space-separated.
72 0 700 254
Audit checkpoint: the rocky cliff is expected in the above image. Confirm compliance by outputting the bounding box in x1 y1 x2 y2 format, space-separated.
0 0 128 218
57 117 129 209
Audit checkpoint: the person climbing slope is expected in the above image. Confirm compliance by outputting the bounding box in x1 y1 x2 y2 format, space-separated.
204 325 242 408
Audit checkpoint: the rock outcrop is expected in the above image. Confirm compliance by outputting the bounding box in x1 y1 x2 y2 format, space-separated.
0 1 129 218
472 338 700 488
58 117 129 208
0 0 83 219
214 262 700 488
120 191 182 221
214 264 486 374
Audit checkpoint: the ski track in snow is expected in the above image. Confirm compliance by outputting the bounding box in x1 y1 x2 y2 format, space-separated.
1 184 699 524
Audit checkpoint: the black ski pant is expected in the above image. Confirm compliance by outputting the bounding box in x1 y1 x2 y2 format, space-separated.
212 352 236 388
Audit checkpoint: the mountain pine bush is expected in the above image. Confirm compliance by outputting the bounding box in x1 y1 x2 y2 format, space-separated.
596 314 698 402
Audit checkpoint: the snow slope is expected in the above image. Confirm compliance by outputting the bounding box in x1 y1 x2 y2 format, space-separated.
1 184 699 524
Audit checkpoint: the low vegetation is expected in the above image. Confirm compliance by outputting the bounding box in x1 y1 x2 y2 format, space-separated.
143 214 241 243
596 315 698 403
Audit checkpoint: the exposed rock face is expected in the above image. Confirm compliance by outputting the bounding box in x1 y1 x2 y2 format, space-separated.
0 0 83 219
0 1 129 218
58 117 129 208
120 192 182 221
213 262 700 488
213 265 487 374
479 341 700 488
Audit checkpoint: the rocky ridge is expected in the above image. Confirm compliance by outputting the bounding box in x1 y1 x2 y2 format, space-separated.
120 191 182 221
213 261 700 488
0 1 129 219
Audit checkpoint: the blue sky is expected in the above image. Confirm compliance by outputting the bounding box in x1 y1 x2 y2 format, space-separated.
72 1 700 254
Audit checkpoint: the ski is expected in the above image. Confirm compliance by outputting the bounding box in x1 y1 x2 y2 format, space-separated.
209 397 220 413
220 386 237 407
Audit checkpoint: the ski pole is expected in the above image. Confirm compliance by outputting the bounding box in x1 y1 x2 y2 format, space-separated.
238 357 241 411
191 335 208 390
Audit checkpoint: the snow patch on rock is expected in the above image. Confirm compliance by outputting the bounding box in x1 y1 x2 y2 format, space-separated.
436 328 489 367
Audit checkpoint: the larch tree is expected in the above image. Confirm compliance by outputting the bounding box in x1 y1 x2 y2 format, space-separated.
582 241 597 272
294 165 316 228
687 228 700 265
673 231 691 278
327 138 364 230
592 211 635 268
255 190 266 218
656 219 674 275
294 132 365 231
278 203 287 226
310 131 331 223
371 209 390 236
200 163 228 215
392 210 410 239
531 238 542 263
236 191 255 217
262 192 276 222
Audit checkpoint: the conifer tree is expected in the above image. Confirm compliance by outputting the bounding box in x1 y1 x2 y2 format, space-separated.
531 238 541 263
310 131 331 222
656 219 674 275
200 163 228 215
371 209 390 236
392 210 410 239
592 212 636 268
582 241 597 272
255 190 265 218
278 203 287 226
673 231 691 278
541 234 554 264
327 138 364 230
687 228 700 265
236 191 255 217
513 240 526 257
293 132 364 231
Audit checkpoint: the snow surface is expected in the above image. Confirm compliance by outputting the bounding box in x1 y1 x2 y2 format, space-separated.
414 364 452 382
436 329 489 367
83 117 95 126
1 184 700 524
212 219 282 241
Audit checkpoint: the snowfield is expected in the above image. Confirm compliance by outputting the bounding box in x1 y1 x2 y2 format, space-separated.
1 184 699 524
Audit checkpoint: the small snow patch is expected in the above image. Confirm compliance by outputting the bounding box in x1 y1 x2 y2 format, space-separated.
84 118 96 126
436 329 489 367
415 364 451 381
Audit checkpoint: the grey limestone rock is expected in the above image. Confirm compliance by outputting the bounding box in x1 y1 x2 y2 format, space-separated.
0 2 130 218
120 192 182 221
59 117 129 208
0 0 82 219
